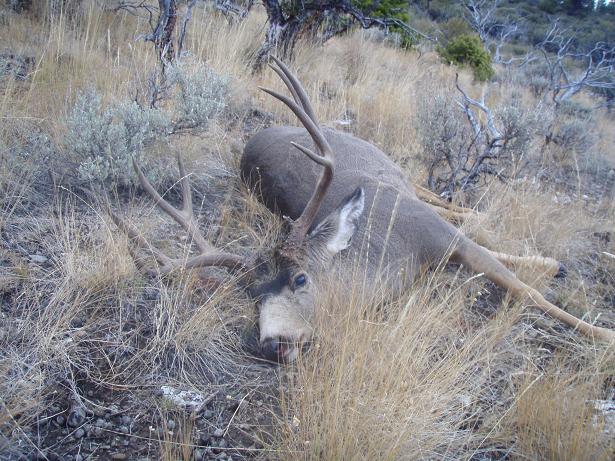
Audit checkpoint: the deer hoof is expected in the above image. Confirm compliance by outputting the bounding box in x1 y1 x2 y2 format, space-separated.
555 263 568 279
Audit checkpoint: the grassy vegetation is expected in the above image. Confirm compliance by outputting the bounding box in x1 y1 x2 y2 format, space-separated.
0 1 614 460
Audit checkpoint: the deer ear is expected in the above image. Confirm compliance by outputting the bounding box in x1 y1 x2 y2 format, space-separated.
308 187 365 255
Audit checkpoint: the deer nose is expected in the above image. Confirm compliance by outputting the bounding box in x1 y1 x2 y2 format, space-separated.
261 337 290 362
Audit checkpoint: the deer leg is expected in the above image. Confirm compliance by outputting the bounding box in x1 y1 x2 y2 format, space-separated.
486 250 566 278
426 203 477 224
429 206 565 277
451 239 614 343
414 184 478 215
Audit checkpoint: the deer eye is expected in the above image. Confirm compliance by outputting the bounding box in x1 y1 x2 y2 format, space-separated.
293 273 307 288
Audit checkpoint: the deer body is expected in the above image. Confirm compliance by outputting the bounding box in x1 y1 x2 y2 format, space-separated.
114 58 613 364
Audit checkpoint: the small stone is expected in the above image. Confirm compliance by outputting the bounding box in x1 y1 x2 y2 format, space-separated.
194 448 205 461
68 407 86 428
95 418 106 428
120 415 131 425
55 415 66 426
118 425 129 434
93 427 103 437
226 400 239 411
74 428 85 439
218 439 228 449
213 428 224 438
202 409 214 419
166 419 175 431
29 254 48 263
144 287 159 300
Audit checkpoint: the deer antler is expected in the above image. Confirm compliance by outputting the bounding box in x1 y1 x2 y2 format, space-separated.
260 57 334 241
110 154 249 277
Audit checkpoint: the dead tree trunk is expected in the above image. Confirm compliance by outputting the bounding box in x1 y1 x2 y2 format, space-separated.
253 0 305 70
252 0 433 72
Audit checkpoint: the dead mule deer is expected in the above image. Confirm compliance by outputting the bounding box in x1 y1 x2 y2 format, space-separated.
113 58 614 363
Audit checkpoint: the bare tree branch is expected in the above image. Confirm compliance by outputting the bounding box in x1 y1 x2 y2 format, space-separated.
463 0 500 43
535 20 615 106
140 0 177 64
420 74 533 196
177 0 198 58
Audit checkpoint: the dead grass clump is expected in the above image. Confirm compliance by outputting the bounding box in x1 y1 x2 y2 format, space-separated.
0 161 34 232
0 192 256 453
272 266 518 459
505 353 615 461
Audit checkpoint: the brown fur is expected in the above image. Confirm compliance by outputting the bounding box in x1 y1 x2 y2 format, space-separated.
241 125 615 349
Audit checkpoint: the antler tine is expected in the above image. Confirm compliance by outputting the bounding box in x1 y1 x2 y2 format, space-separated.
259 87 329 155
270 56 318 126
268 64 301 110
177 153 193 217
112 207 248 274
290 141 332 168
132 156 210 253
107 158 250 276
107 205 174 270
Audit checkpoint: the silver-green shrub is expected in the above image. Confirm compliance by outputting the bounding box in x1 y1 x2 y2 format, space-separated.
67 90 169 185
66 63 229 185
416 88 541 195
495 96 539 161
166 63 230 131
552 116 596 155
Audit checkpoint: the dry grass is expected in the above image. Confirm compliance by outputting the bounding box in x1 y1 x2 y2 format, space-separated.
0 1 614 460
506 354 614 461
275 268 514 459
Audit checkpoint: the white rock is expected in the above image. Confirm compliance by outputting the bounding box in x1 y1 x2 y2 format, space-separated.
160 386 208 411
592 399 615 435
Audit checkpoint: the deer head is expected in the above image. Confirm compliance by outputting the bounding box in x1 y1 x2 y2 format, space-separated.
111 58 364 363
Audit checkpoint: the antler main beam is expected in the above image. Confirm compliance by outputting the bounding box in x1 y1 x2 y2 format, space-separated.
260 57 335 240
110 155 248 276
132 155 211 254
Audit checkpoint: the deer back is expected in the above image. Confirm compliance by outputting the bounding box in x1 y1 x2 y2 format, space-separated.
241 126 465 294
